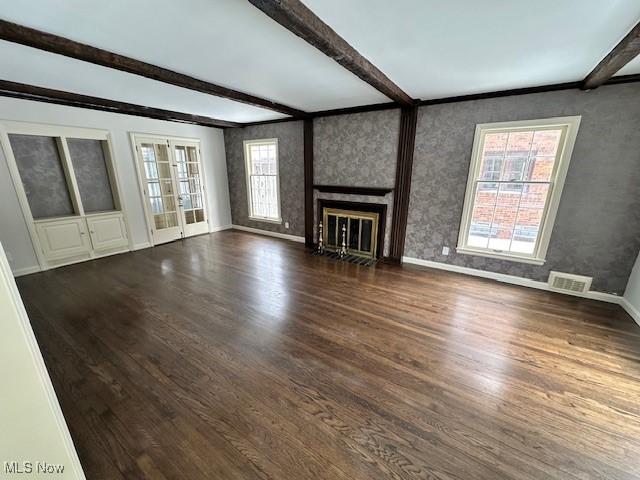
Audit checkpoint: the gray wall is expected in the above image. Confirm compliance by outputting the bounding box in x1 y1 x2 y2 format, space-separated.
314 109 400 256
314 109 400 187
405 83 640 295
224 121 305 236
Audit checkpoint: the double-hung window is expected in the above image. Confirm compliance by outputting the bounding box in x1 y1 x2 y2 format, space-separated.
457 116 580 265
244 138 281 223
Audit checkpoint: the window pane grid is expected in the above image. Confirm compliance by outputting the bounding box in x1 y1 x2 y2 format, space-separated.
246 141 279 220
468 127 562 256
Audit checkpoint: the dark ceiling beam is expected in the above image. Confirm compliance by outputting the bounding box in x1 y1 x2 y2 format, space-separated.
247 0 413 106
582 21 640 90
0 19 305 117
0 80 242 128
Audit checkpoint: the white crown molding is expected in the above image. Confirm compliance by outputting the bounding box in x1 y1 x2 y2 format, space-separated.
232 225 304 243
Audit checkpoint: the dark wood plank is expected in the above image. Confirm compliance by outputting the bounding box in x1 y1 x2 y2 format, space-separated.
304 118 314 247
0 79 242 128
0 19 305 117
16 231 640 480
311 101 399 118
389 105 418 261
313 185 393 196
583 21 640 89
247 0 413 106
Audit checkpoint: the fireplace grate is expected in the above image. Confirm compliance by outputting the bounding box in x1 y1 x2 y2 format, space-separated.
311 250 378 267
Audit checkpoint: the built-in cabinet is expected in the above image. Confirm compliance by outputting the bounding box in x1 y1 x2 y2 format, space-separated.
33 212 128 265
1 122 131 270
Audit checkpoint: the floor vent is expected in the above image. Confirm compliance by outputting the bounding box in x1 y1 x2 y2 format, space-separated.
548 271 592 294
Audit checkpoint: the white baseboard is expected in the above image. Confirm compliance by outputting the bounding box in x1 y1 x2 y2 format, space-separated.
210 224 232 233
402 256 622 305
621 298 640 327
133 242 152 251
13 265 42 277
232 224 305 243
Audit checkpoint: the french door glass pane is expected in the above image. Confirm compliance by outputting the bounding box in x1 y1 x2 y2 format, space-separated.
152 212 180 229
165 212 178 227
187 162 199 176
67 138 116 213
141 143 175 231
150 197 163 214
174 144 205 225
163 195 176 212
10 134 75 219
148 181 161 197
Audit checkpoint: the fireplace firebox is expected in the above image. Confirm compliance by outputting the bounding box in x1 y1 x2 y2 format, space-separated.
317 199 387 259
323 208 379 258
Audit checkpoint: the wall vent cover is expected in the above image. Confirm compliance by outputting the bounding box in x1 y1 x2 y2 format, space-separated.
548 271 592 294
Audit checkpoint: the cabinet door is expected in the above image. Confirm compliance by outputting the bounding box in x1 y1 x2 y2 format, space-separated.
35 218 91 261
86 213 128 252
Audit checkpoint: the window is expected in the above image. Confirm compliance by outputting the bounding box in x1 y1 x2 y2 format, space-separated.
457 116 580 265
244 139 281 222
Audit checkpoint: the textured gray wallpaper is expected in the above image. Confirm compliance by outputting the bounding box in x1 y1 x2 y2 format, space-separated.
314 109 400 187
405 83 640 295
67 138 115 213
10 134 75 219
224 121 305 236
313 110 401 255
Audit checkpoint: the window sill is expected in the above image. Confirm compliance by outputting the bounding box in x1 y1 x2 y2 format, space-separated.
455 247 546 265
249 216 282 225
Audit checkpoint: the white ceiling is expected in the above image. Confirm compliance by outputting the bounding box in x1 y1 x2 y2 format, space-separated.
0 0 388 121
0 0 638 123
617 54 640 76
0 40 284 123
303 0 640 99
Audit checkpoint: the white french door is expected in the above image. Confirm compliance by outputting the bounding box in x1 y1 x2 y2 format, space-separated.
171 140 208 237
134 135 208 245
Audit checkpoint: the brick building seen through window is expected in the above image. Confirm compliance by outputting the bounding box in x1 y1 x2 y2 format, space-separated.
467 128 562 255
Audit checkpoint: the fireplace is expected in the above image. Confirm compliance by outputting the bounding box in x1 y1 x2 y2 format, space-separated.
323 208 379 258
317 199 387 259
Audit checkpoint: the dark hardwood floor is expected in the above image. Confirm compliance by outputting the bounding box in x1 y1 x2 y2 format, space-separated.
16 230 640 480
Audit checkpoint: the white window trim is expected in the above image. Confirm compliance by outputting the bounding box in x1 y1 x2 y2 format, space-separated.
457 116 581 265
243 138 282 224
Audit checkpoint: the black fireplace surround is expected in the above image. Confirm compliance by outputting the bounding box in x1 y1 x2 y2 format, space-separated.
316 199 387 259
